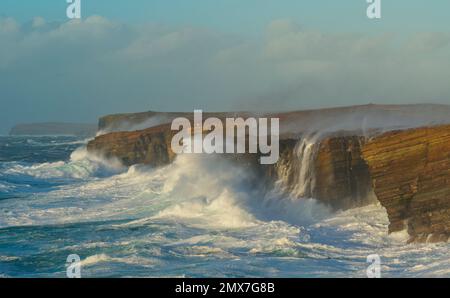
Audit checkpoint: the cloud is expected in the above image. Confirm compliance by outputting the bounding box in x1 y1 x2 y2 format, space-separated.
0 16 450 132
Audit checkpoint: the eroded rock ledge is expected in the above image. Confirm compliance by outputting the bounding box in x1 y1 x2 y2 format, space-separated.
87 106 450 243
88 124 177 167
362 125 450 243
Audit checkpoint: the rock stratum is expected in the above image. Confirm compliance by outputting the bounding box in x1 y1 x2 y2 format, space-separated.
363 125 450 243
87 104 450 243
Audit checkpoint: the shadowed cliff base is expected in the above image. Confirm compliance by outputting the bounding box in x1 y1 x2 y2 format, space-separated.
87 104 450 243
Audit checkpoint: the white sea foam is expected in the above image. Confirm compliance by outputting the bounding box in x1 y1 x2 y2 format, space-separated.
2 147 125 180
151 154 260 229
0 181 16 192
24 137 92 147
1 145 450 277
80 254 157 268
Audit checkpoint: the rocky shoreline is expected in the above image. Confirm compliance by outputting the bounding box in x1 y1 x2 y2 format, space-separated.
87 104 450 243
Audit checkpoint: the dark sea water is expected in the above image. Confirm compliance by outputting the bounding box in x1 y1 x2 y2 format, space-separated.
0 136 449 277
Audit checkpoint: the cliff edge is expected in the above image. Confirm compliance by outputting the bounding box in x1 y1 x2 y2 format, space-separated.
363 125 450 243
87 104 450 243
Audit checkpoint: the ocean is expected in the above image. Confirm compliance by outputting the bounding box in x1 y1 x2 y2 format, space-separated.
0 136 449 277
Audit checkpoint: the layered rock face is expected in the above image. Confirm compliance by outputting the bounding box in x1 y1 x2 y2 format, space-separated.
87 124 177 167
266 136 375 210
87 105 450 243
314 136 376 209
362 125 450 243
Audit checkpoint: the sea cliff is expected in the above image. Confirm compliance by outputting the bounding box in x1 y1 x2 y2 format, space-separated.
87 104 450 243
363 125 450 243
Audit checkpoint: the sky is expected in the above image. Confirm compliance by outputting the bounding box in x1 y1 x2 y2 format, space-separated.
1 0 450 133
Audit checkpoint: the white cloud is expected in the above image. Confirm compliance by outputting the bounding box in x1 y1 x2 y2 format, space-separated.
0 16 450 132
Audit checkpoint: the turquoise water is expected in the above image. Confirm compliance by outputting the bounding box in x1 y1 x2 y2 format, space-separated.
0 136 449 277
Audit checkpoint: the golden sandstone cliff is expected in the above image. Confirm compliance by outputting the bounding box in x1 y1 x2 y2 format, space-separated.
87 105 450 243
88 124 177 167
362 125 450 243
